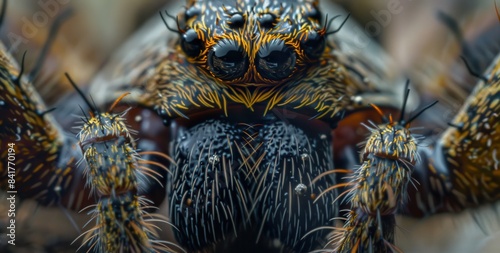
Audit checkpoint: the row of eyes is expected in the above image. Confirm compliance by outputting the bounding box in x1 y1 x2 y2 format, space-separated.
180 28 327 81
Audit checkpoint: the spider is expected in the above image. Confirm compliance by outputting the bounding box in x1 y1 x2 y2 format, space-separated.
0 0 499 252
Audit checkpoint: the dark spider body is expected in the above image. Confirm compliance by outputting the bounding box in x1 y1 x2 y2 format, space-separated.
78 0 406 250
1 0 500 253
151 1 349 251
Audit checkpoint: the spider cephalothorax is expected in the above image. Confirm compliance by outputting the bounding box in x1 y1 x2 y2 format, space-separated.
151 0 353 123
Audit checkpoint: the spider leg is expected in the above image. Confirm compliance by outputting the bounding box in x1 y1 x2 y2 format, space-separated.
0 40 177 252
408 54 500 216
0 43 85 209
76 106 176 253
333 115 416 252
333 55 500 251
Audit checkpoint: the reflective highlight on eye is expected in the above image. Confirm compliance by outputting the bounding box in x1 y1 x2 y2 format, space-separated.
301 30 326 59
208 39 248 80
181 29 204 57
228 13 245 28
256 39 296 80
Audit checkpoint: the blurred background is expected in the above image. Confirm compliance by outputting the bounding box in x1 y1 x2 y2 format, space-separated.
0 0 499 252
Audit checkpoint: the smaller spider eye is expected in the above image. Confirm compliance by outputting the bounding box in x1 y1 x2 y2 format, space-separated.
181 29 204 57
228 13 245 28
301 31 325 59
258 13 277 28
208 39 248 80
256 39 296 80
184 6 201 21
306 8 322 23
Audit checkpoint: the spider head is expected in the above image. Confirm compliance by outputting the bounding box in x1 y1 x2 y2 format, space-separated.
174 0 328 85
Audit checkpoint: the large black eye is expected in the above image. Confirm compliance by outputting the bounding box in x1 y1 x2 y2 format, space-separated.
256 39 296 80
301 31 325 59
181 29 204 57
208 39 248 80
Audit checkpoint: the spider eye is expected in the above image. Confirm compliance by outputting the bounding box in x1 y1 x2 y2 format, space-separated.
258 13 277 28
228 13 245 28
301 31 325 59
306 8 322 23
184 6 200 21
256 39 296 80
181 29 204 57
208 39 248 80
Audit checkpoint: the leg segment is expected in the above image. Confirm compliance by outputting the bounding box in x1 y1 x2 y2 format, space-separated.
0 44 174 252
0 45 84 207
409 54 500 216
333 113 417 252
77 109 172 252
